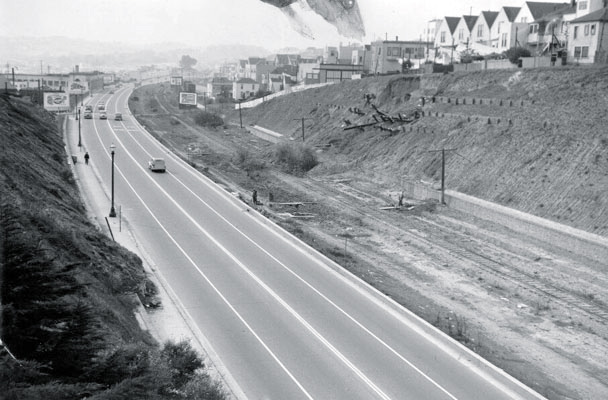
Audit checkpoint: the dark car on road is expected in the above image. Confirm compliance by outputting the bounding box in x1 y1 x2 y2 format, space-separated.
84 112 92 119
114 113 123 121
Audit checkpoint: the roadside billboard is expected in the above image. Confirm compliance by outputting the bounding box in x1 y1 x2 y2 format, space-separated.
68 81 88 95
43 92 70 112
170 76 183 86
179 92 197 106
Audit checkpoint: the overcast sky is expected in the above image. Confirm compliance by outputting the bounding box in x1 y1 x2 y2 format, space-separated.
1 0 535 49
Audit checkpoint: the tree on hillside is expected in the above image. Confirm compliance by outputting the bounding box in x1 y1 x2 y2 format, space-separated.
505 47 531 64
180 55 198 69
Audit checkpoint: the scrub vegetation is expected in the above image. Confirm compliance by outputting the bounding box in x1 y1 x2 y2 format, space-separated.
0 94 226 399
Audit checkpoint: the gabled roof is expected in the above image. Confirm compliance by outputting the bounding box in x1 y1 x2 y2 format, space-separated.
444 16 461 34
526 2 569 20
236 78 257 84
503 6 521 22
481 11 499 27
534 3 576 23
570 6 608 23
462 15 479 31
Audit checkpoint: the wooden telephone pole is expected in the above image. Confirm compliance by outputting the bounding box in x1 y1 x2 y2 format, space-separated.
427 148 457 204
294 117 313 142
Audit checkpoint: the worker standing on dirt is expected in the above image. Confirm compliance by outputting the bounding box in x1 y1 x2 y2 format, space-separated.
252 189 258 205
84 152 90 165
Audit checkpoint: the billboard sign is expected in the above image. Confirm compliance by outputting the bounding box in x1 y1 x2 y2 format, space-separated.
179 92 197 106
43 92 70 112
170 76 183 86
68 81 88 94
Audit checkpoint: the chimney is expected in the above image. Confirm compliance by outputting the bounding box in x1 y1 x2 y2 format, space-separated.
75 64 79 73
396 36 399 41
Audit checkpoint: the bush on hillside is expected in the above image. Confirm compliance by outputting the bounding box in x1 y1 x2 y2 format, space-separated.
505 47 531 64
274 143 318 174
194 111 224 128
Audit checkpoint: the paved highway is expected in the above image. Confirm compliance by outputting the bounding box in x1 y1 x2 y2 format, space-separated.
80 84 546 400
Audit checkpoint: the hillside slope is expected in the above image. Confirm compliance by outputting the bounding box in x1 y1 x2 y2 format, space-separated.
0 94 225 399
244 67 608 236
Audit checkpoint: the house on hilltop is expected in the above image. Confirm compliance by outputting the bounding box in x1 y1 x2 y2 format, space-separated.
453 15 479 48
434 16 461 63
233 78 260 100
568 5 608 63
471 11 500 48
491 6 525 53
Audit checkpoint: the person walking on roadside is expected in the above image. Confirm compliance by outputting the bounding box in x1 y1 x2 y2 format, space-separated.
84 152 90 165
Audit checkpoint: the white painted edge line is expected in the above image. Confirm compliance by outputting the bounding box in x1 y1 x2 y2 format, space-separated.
112 99 395 400
123 88 545 400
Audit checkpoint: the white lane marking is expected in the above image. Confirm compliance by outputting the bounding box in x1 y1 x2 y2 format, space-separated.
104 121 393 400
118 91 542 400
89 119 314 400
116 95 458 399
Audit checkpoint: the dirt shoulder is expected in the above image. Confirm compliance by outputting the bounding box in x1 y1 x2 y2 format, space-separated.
130 76 608 400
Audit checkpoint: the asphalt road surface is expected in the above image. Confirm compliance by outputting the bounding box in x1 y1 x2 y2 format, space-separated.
79 85 546 400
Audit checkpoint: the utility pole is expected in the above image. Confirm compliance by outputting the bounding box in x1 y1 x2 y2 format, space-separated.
427 148 457 204
238 100 243 128
293 117 312 142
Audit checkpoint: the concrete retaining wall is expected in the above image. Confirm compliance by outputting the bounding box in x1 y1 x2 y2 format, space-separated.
404 182 608 264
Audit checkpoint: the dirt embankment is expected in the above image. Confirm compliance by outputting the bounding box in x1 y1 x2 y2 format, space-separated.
132 68 608 400
244 67 608 237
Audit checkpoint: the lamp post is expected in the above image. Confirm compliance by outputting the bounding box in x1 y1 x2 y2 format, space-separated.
77 108 81 147
109 143 117 217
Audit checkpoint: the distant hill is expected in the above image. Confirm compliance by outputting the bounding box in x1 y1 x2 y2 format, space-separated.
0 36 274 73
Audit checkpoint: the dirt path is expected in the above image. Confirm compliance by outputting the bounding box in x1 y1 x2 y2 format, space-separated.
132 83 608 400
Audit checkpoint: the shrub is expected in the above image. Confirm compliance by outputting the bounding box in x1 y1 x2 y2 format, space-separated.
274 143 318 174
505 47 531 64
194 111 224 128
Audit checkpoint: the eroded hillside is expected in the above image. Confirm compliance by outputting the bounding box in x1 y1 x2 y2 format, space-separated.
244 67 608 236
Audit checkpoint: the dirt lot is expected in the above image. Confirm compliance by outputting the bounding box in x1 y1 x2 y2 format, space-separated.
130 68 608 400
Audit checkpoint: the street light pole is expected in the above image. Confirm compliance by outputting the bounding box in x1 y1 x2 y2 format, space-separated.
77 108 82 147
109 143 117 217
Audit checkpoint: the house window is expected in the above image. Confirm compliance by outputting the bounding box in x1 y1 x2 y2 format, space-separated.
584 24 589 35
459 29 464 40
477 24 483 37
501 33 508 47
498 21 502 34
579 1 587 10
440 31 446 43
387 47 401 57
573 26 578 39
591 24 596 35
521 17 527 23
529 24 539 34
574 46 589 58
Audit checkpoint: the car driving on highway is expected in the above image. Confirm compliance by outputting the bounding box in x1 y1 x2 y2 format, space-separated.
148 158 166 172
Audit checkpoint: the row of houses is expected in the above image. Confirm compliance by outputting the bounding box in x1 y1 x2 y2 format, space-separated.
432 0 608 64
200 39 432 101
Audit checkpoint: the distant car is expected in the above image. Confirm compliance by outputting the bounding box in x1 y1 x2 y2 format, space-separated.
98 104 105 111
84 112 92 119
114 113 122 121
85 105 93 112
148 158 166 173
109 90 115 94
100 113 107 120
